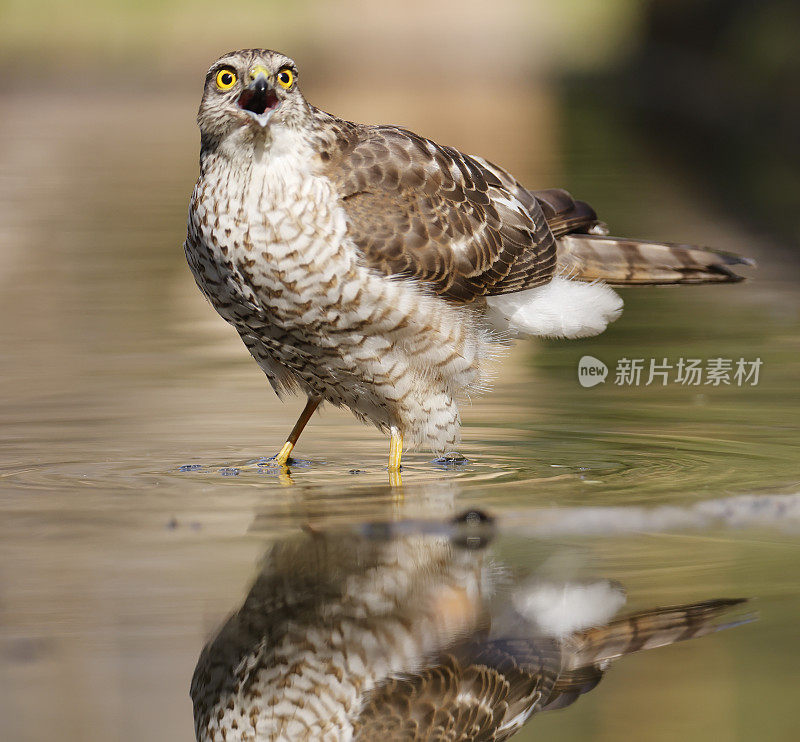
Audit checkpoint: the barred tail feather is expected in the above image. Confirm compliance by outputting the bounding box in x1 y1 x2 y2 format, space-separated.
558 234 755 285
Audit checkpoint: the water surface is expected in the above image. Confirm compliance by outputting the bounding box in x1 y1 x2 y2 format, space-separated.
0 87 798 741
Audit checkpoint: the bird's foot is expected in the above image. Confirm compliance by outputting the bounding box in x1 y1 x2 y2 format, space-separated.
273 441 294 467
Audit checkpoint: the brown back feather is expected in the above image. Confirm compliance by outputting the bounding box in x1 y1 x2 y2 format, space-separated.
319 122 557 302
531 188 606 237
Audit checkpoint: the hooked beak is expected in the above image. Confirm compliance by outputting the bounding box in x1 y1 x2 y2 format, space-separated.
237 72 280 128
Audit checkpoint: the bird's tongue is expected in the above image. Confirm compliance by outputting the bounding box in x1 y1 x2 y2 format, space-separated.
238 87 279 116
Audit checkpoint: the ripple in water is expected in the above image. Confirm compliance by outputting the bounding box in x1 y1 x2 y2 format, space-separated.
2 425 793 512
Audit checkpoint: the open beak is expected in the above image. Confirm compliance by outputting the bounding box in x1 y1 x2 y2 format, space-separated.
237 72 280 128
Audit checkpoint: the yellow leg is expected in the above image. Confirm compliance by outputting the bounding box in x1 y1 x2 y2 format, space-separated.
388 427 403 488
388 427 403 472
273 396 321 466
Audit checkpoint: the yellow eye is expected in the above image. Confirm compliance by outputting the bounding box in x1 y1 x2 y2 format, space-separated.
277 69 294 89
215 69 237 90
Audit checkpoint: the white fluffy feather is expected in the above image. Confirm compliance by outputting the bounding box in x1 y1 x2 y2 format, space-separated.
484 277 623 339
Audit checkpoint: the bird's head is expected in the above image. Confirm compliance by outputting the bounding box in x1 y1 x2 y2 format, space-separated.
197 49 310 153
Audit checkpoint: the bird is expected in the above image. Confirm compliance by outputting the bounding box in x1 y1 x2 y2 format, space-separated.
184 48 753 473
190 521 749 741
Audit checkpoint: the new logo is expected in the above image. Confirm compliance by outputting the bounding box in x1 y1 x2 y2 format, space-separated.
578 355 608 388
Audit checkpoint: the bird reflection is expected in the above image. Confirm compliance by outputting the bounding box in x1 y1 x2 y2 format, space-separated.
191 515 748 741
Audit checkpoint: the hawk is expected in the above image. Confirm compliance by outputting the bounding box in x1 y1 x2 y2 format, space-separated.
190 523 749 741
184 49 753 472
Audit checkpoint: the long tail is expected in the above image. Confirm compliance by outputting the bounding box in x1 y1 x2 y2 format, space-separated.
541 598 752 712
557 234 755 285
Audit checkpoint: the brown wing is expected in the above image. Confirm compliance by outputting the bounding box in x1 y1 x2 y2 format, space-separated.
322 125 557 302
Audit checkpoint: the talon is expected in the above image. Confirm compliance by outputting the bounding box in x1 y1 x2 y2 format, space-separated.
274 441 294 466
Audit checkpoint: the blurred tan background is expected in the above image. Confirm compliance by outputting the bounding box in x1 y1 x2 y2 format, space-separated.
0 0 642 184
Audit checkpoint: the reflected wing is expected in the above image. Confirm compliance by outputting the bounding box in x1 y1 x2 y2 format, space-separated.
354 599 750 739
353 639 561 741
324 126 557 302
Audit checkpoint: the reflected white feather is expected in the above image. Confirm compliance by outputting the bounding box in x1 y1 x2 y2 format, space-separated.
513 580 627 637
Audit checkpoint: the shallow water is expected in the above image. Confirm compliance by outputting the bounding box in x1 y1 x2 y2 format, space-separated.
1 87 799 741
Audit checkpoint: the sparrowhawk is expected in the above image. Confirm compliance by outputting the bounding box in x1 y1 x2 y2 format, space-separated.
184 49 752 474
